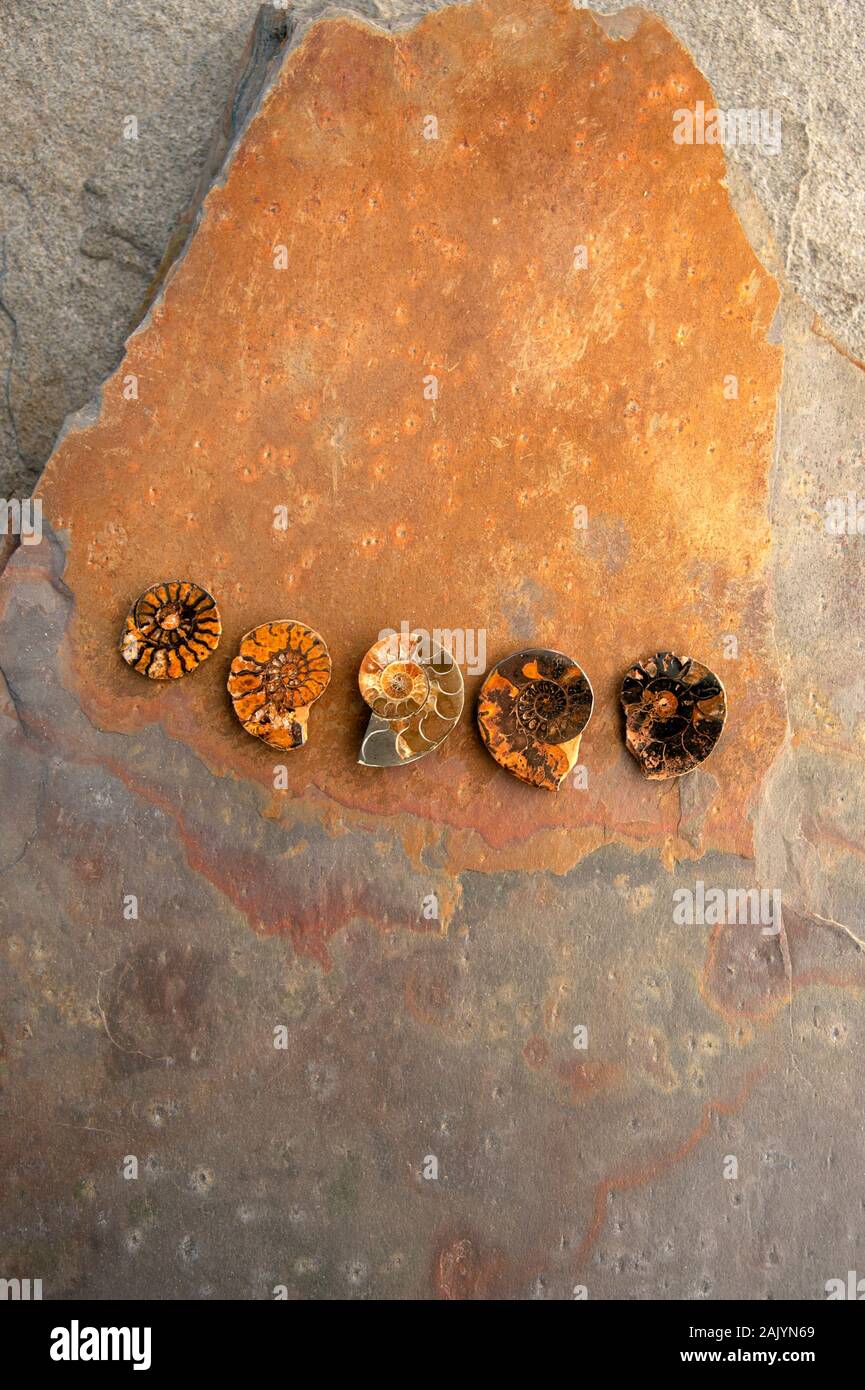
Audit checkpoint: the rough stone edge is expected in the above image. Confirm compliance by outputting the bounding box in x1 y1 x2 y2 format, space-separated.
141 6 295 319
56 6 295 454
25 3 439 499
0 5 290 579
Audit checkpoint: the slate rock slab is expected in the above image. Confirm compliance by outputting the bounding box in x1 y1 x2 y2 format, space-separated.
2 0 862 1301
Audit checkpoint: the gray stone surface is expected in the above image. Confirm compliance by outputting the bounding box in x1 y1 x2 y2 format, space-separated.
1 0 864 498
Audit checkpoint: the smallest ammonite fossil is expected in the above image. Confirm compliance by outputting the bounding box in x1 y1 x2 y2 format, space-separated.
620 651 726 779
120 581 221 680
477 648 594 790
228 620 331 750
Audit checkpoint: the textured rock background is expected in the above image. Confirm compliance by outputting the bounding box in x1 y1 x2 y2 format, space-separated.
2 0 865 1304
1 0 864 497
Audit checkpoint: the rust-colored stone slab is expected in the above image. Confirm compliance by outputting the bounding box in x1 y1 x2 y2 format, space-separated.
36 0 782 873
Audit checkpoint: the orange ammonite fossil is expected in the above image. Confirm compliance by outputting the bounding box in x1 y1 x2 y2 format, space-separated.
477 649 594 791
120 581 222 680
620 651 726 779
227 620 331 750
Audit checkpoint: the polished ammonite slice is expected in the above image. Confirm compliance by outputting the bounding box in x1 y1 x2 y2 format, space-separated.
228 620 331 750
477 648 594 790
357 630 463 766
620 651 726 779
120 580 221 680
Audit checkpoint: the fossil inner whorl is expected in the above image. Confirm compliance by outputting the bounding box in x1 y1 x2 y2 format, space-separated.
133 586 209 649
514 672 589 744
381 660 428 705
362 655 429 720
156 601 182 631
264 647 322 710
645 686 679 720
516 678 567 737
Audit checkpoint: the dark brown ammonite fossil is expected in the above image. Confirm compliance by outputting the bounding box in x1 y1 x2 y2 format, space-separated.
227 620 331 750
120 581 221 680
620 651 726 779
477 648 594 790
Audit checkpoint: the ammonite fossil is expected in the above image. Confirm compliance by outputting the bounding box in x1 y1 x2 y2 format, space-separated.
620 651 726 779
358 629 463 766
228 621 331 750
120 580 221 680
477 648 593 790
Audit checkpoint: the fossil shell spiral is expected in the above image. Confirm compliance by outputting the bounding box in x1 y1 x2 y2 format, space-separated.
620 651 726 779
120 580 221 680
358 630 463 766
477 648 593 790
228 620 331 750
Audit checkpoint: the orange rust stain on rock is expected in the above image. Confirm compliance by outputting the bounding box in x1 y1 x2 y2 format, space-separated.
555 1056 622 1105
433 1234 508 1300
36 0 784 872
523 1035 550 1069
